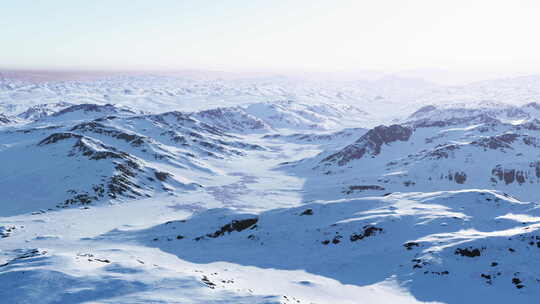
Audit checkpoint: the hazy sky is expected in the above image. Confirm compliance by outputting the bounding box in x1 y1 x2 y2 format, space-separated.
2 0 540 73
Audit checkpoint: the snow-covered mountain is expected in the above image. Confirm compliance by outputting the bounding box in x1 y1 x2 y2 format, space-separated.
16 101 74 120
407 101 540 123
40 103 141 122
5 72 540 123
0 105 271 215
286 111 540 202
5 72 540 303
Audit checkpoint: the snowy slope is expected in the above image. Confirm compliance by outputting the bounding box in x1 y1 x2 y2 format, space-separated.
4 72 540 303
0 106 272 215
17 101 74 120
190 101 370 133
109 190 540 302
3 190 540 303
285 112 540 202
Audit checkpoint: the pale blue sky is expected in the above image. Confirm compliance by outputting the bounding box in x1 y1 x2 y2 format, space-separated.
2 0 540 72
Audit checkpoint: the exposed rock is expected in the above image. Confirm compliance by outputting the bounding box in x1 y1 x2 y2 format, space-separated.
0 113 14 124
454 172 467 184
455 247 481 257
38 132 82 146
350 225 383 242
472 133 519 150
321 124 413 166
200 218 259 239
344 185 385 194
300 209 313 216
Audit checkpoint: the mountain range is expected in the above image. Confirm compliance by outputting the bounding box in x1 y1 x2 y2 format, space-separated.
3 73 540 303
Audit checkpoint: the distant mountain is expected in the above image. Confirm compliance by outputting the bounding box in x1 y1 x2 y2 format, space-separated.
407 102 540 123
17 102 73 120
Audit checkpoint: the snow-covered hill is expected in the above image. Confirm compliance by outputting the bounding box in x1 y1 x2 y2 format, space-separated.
0 105 273 215
285 110 540 203
5 72 540 303
3 190 540 303
407 101 540 123
106 190 540 302
0 73 429 120
16 102 74 120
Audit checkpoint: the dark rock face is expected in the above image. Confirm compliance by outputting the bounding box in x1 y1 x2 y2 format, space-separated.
425 144 460 159
455 247 481 257
344 185 385 194
300 209 313 216
355 125 413 148
196 218 259 240
321 124 413 166
492 166 528 185
531 162 540 178
350 225 383 242
70 122 145 144
403 242 420 250
71 138 128 161
154 171 171 182
36 131 171 207
454 172 467 184
472 133 519 150
38 132 82 145
0 114 13 124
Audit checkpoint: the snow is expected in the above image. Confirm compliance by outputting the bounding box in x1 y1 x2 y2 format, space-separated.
3 72 540 303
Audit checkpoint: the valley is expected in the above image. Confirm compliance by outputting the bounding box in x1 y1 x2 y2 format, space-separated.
2 73 540 303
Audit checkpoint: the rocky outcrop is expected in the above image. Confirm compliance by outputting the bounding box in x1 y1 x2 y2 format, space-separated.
344 185 385 194
70 122 148 147
532 162 540 178
321 124 413 166
0 113 13 124
425 144 460 159
38 132 82 145
36 131 177 207
492 166 528 185
472 133 519 150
